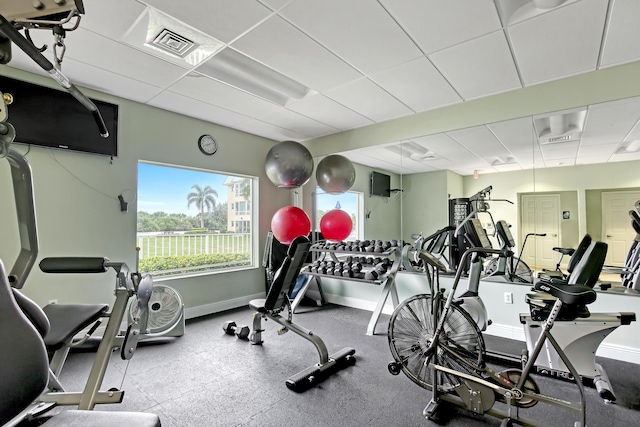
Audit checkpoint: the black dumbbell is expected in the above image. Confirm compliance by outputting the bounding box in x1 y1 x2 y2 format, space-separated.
222 321 250 340
365 262 388 281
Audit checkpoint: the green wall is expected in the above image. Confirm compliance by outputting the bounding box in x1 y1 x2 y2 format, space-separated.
0 66 290 314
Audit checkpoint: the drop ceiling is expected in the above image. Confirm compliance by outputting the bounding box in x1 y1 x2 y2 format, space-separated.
3 0 640 176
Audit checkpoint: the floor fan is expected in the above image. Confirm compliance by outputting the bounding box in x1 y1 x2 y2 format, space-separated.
128 284 185 339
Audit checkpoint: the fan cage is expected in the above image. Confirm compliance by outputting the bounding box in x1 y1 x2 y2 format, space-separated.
129 284 183 335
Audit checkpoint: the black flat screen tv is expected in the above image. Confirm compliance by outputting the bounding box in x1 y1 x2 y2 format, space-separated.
370 171 390 197
0 75 118 156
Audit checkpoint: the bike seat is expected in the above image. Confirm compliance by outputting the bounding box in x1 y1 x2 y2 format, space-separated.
533 281 596 306
552 247 575 256
43 303 109 351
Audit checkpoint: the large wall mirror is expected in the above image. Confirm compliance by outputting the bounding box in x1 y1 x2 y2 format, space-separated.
323 94 640 293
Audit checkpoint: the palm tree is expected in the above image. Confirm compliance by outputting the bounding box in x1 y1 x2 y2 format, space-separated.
187 184 218 229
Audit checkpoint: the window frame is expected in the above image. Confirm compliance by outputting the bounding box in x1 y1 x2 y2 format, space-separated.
136 160 258 279
314 189 364 241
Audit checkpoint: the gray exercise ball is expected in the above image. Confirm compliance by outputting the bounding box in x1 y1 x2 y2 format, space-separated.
264 140 314 188
316 154 356 194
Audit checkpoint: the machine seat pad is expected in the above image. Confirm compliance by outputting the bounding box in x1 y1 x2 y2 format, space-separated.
553 247 575 256
249 299 268 313
43 303 109 350
38 409 160 427
534 281 596 306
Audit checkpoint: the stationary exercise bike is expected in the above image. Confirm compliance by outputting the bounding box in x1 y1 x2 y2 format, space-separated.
387 218 612 426
444 217 633 401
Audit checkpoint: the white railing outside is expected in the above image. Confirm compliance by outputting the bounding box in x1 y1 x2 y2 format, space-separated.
136 232 251 258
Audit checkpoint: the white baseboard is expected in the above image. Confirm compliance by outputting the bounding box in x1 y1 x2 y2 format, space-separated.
324 293 395 315
184 293 263 319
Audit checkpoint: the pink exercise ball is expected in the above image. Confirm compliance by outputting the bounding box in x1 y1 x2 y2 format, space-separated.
271 206 311 245
320 209 352 241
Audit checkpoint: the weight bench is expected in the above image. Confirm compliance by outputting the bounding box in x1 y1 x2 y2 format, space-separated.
0 258 161 427
249 235 356 392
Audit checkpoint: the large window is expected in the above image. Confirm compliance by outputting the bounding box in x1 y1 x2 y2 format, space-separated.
315 189 363 240
137 162 256 277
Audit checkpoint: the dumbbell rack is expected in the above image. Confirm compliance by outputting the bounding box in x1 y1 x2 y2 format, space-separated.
297 242 402 336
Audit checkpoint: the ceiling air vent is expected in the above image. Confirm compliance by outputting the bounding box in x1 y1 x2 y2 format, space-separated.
542 134 575 145
147 28 198 58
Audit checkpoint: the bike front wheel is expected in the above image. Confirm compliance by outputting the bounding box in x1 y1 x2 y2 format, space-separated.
388 294 485 391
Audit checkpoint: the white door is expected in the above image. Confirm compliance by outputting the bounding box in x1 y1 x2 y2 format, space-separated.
602 191 640 266
520 194 561 270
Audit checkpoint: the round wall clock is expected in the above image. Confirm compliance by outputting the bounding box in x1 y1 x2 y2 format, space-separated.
198 134 218 156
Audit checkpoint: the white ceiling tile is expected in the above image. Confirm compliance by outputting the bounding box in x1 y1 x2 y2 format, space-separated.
61 58 163 103
577 142 619 157
412 133 468 158
509 148 536 167
428 31 521 100
147 91 252 129
544 158 576 167
601 0 640 67
541 144 579 160
610 152 640 163
5 46 163 104
486 117 536 150
286 94 373 130
257 108 339 138
340 149 406 174
417 159 455 170
447 125 511 159
492 163 523 173
65 29 188 88
259 0 296 11
281 0 422 75
232 118 308 142
381 0 502 54
81 0 147 40
581 97 640 146
142 0 273 43
169 74 282 117
230 15 362 91
324 78 413 122
576 156 611 165
370 57 462 112
508 0 609 85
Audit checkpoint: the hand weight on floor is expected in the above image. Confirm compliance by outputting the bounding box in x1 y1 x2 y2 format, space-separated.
222 321 250 340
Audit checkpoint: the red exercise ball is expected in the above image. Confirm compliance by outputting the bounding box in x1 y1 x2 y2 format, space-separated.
320 209 352 241
271 206 311 245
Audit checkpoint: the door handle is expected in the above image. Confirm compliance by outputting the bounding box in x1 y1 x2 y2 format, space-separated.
606 234 613 238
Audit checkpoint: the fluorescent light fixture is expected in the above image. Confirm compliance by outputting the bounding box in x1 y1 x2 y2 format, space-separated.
533 0 568 9
384 141 438 161
616 140 640 154
122 7 223 68
499 0 574 26
196 48 313 106
627 140 640 152
491 156 516 166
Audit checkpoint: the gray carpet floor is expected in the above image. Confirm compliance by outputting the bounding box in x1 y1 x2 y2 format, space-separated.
46 303 640 426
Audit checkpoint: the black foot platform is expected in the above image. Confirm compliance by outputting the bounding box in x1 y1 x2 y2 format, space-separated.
286 347 356 392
